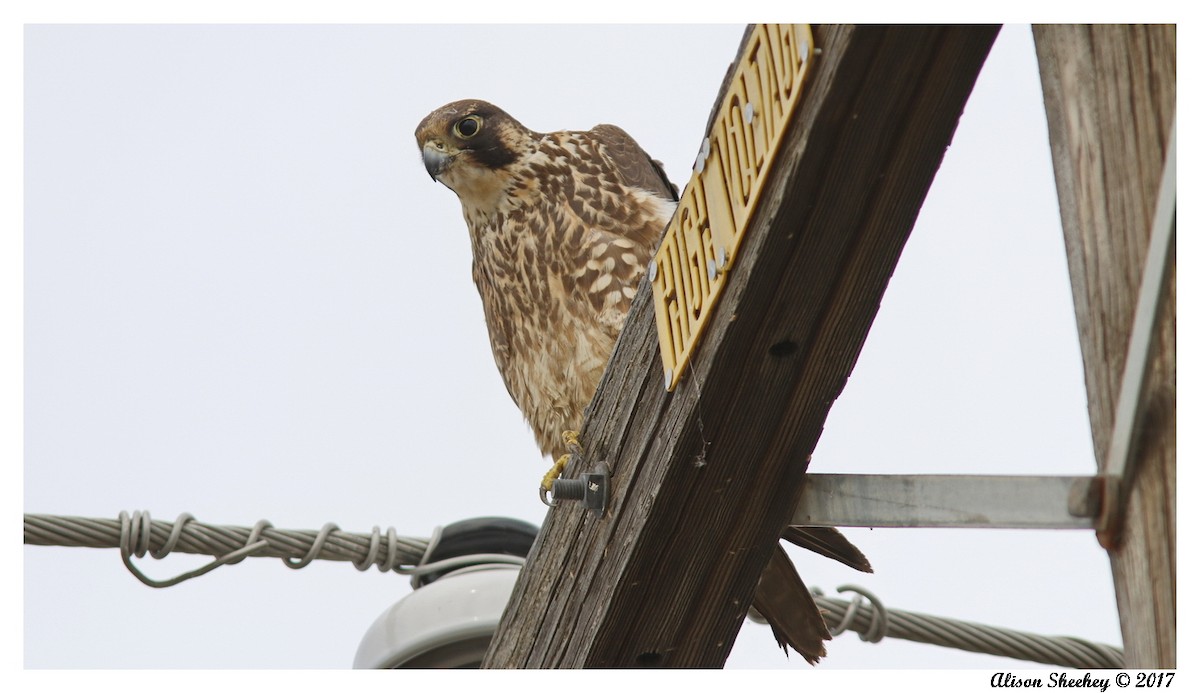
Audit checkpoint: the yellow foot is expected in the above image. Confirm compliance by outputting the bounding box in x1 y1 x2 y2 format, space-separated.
541 454 570 493
539 430 583 493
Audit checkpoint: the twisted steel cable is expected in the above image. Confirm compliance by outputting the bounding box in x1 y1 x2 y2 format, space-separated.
813 585 1124 669
24 511 434 587
25 512 1124 668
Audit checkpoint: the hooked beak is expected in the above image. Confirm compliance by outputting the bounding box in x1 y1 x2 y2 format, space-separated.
422 143 450 181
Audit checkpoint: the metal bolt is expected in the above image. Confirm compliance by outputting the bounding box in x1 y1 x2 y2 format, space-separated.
647 259 658 282
744 102 755 125
694 137 711 174
550 468 609 515
707 259 717 281
716 246 728 270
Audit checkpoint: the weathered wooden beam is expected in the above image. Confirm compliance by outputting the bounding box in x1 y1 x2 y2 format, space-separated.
1033 24 1176 668
482 24 999 668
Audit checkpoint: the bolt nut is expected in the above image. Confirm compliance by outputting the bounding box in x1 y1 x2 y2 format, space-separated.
550 468 609 515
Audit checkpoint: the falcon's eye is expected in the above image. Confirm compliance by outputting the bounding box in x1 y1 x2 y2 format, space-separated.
453 115 483 139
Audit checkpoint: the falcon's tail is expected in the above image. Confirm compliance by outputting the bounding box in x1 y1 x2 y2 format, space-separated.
782 526 873 573
751 544 830 664
751 528 871 663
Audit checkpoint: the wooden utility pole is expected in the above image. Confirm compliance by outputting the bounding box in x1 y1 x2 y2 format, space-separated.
483 25 999 668
1033 25 1176 668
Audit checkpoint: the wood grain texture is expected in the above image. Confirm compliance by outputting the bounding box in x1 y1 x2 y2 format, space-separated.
482 25 999 668
1033 24 1176 668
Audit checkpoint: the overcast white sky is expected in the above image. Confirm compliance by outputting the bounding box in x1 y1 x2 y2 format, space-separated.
18 19 1157 675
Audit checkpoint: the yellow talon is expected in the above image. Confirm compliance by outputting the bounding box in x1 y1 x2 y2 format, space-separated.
541 454 570 492
540 430 582 493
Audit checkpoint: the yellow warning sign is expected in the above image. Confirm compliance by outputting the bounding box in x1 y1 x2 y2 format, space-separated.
651 24 815 390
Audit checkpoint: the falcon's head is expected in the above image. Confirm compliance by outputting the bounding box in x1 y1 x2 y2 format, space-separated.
415 99 535 207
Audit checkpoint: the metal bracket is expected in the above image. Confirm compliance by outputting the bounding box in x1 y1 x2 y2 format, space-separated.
793 474 1102 530
1094 117 1176 548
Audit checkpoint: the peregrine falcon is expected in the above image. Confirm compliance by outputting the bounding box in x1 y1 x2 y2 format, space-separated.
415 99 870 663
